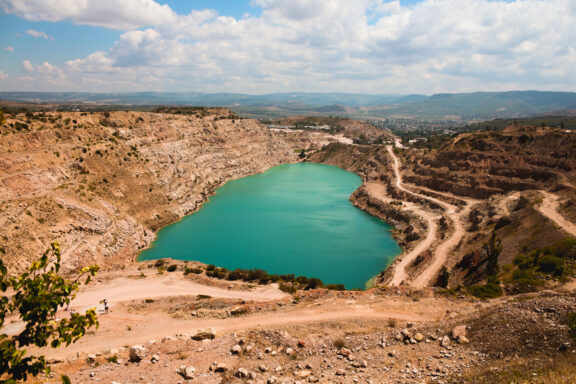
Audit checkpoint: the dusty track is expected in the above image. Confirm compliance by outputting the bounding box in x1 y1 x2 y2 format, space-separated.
44 304 434 360
385 146 474 288
71 274 288 309
365 182 439 287
538 191 576 237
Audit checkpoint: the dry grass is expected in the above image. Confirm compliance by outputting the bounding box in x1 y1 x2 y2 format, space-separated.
448 354 576 384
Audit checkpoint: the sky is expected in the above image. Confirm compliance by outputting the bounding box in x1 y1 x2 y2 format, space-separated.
0 0 574 95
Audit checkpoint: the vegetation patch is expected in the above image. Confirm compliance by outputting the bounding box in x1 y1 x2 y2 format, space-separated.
466 276 503 299
505 237 575 294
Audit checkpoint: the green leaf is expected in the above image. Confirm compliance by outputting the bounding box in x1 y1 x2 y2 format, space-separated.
61 374 72 384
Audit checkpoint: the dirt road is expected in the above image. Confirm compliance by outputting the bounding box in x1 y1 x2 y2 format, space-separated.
385 146 474 288
71 274 288 310
44 303 434 360
365 182 440 286
538 191 576 237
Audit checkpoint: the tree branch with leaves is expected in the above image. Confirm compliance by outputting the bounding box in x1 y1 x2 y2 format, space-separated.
1 242 99 382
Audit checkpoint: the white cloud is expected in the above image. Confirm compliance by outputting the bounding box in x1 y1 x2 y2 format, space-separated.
25 29 54 40
4 46 14 51
22 59 34 72
4 0 576 93
2 0 176 30
0 70 8 80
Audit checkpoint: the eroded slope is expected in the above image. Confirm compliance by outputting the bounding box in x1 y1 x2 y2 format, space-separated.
0 109 297 272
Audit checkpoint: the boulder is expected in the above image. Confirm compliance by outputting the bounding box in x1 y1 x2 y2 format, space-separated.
335 369 346 376
440 336 451 348
129 345 147 362
192 329 216 341
178 365 195 379
452 325 467 339
86 354 97 362
236 368 249 378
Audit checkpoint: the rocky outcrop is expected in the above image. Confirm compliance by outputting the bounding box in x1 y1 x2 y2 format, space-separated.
350 187 425 248
0 110 300 272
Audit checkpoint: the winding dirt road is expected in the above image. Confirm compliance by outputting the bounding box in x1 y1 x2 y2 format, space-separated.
365 182 438 286
385 146 474 288
538 191 576 237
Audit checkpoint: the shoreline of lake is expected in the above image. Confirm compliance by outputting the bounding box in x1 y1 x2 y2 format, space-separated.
138 163 402 289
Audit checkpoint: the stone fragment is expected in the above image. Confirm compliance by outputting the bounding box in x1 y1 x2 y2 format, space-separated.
192 329 215 341
236 368 249 378
441 336 451 348
452 325 467 339
295 370 311 378
214 363 228 372
178 365 195 380
129 346 147 362
231 344 242 354
458 335 470 344
340 348 352 357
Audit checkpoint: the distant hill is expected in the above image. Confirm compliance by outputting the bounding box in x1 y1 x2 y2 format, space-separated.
1 90 576 121
369 91 576 120
0 91 406 107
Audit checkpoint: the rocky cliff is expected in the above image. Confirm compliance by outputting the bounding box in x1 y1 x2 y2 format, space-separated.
0 109 299 272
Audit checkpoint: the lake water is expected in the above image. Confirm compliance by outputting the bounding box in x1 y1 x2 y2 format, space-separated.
138 163 401 289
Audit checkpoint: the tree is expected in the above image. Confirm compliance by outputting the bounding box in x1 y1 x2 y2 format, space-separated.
436 266 450 288
1 243 99 382
483 232 502 276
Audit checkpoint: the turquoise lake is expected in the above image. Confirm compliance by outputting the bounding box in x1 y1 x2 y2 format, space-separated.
139 163 401 289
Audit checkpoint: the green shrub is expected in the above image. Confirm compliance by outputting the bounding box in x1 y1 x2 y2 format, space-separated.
569 312 576 342
467 276 503 299
184 267 203 275
279 283 297 294
509 268 544 293
549 237 576 259
538 255 565 275
166 264 178 272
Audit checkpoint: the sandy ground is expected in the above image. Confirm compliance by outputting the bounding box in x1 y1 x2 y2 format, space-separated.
3 268 459 362
71 274 287 310
495 191 521 216
538 191 576 237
